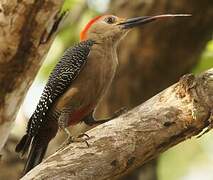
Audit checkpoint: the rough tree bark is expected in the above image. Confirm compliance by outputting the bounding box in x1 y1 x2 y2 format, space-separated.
0 0 64 151
1 0 212 179
96 0 213 179
21 68 213 180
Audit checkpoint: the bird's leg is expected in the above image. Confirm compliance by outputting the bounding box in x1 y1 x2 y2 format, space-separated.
57 107 128 151
83 107 128 126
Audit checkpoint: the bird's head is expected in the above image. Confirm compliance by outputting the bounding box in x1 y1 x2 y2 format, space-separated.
80 14 191 45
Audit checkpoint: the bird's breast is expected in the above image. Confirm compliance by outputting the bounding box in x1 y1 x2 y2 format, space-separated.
54 44 118 119
88 44 118 99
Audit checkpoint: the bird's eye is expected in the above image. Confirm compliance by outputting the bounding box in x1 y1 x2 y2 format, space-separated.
105 16 116 24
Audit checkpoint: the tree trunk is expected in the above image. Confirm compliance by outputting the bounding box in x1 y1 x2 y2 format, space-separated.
21 68 213 180
0 0 64 151
96 0 213 179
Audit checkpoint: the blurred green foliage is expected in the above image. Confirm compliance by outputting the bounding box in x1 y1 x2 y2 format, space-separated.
62 0 78 12
158 132 213 180
193 41 213 74
34 1 213 180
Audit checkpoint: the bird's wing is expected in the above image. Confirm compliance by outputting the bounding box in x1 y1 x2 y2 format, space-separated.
27 40 94 136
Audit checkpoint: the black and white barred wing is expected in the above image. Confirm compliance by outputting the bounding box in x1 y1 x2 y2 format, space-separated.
27 40 94 136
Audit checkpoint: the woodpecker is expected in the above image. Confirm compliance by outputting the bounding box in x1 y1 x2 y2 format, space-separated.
16 14 190 175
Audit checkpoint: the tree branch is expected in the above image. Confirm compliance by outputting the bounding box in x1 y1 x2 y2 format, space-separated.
21 68 213 180
99 1 213 178
0 0 64 151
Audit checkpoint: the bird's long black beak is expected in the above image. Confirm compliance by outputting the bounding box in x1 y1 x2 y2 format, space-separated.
118 14 191 29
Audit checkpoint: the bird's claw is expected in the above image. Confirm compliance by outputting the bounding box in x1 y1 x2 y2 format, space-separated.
77 133 90 139
57 133 90 151
71 133 90 147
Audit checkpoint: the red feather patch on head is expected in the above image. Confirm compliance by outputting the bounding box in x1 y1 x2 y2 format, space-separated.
80 16 102 41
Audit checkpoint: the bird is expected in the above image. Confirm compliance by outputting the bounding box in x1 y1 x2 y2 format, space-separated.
15 13 190 175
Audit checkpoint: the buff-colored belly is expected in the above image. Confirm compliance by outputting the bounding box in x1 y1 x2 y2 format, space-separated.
54 44 118 126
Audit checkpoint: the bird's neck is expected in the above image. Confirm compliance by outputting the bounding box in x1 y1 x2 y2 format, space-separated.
87 35 120 48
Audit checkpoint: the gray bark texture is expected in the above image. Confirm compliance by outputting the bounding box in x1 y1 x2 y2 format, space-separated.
0 0 64 151
21 68 213 180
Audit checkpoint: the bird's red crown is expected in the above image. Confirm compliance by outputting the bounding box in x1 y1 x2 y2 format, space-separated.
80 16 102 41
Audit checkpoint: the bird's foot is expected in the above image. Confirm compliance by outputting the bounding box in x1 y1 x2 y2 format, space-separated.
57 133 90 151
72 133 90 147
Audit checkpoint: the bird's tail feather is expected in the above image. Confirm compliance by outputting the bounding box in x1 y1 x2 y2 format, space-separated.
15 134 48 175
15 134 32 157
22 136 48 175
